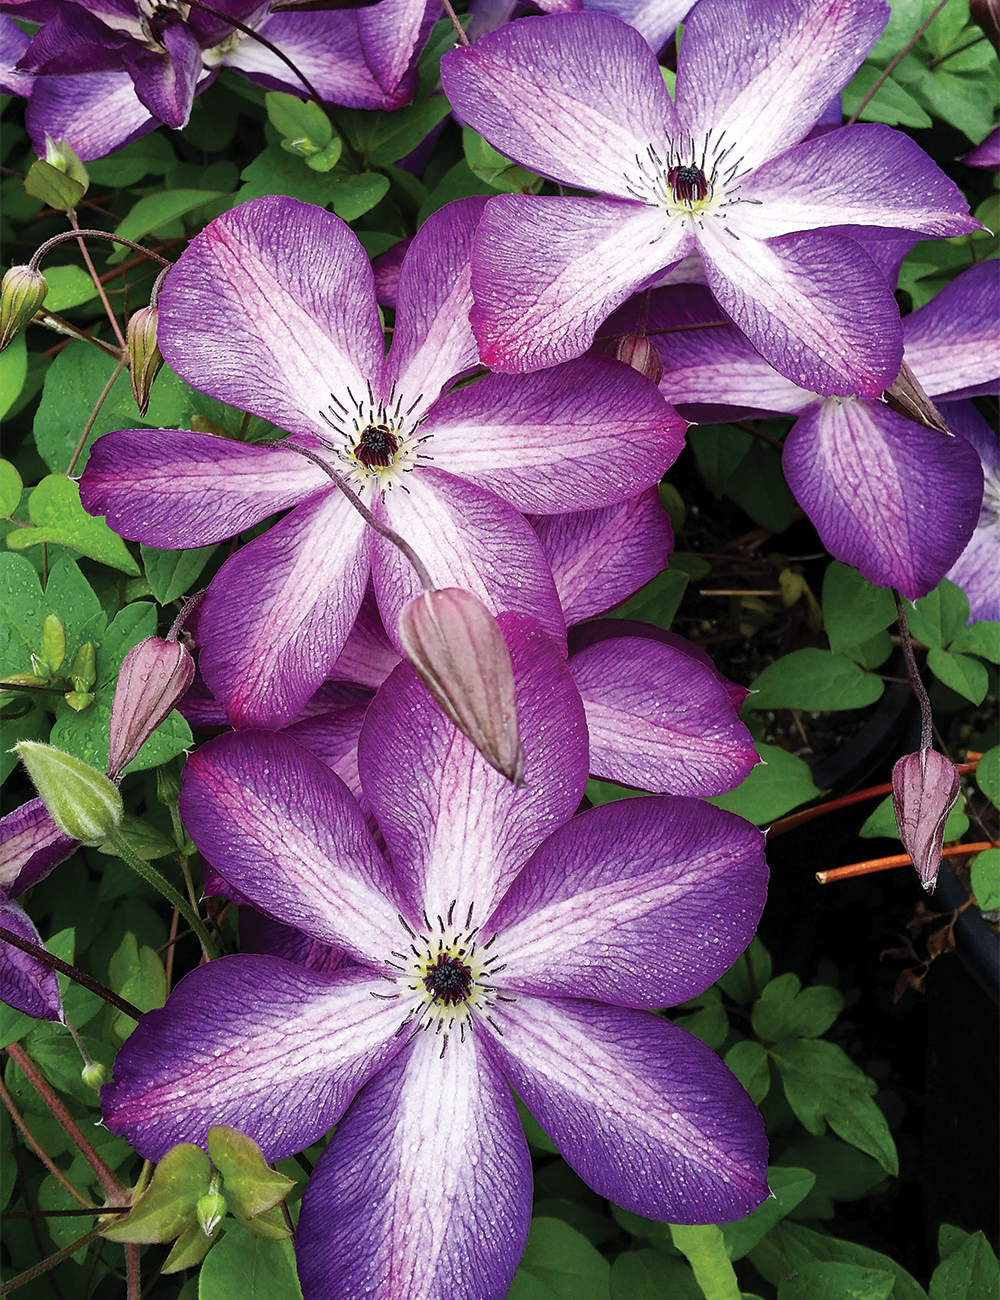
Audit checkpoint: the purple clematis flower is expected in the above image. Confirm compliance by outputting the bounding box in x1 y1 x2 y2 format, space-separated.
102 614 769 1299
81 195 685 729
8 0 436 158
440 1 979 392
942 400 1000 623
635 260 996 598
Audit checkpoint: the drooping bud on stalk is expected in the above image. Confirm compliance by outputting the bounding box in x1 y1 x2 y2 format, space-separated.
398 588 525 785
1 265 49 352
127 306 165 415
108 637 195 779
604 333 664 385
892 748 961 893
14 742 124 847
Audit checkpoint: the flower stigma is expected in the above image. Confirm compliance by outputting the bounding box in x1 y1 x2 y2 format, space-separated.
318 380 430 495
625 129 758 229
372 903 511 1057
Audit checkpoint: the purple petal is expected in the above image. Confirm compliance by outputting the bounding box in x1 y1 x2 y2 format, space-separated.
471 195 691 372
358 615 589 923
494 996 769 1222
79 429 327 548
374 468 565 650
17 6 126 76
491 795 766 1005
676 0 889 169
441 12 679 193
357 0 436 99
196 488 371 728
239 907 346 976
387 197 488 408
584 0 692 52
0 900 63 1022
570 636 759 796
422 358 685 512
736 125 980 240
181 729 402 956
284 703 371 804
25 69 159 159
783 397 984 598
533 488 674 625
904 261 1000 401
1 797 76 897
123 20 201 127
1 15 33 95
963 127 1000 169
942 401 1000 623
296 1031 530 1300
101 958 404 1161
158 197 384 439
329 593 401 689
700 226 903 396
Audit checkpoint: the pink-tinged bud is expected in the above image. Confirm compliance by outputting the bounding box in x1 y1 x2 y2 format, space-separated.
882 360 949 435
604 334 663 386
892 748 961 893
398 589 525 785
1 265 48 352
108 638 195 779
127 307 164 416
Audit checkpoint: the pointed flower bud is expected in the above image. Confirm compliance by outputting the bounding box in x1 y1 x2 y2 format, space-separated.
604 334 663 385
1 265 49 352
127 306 164 416
108 637 195 779
882 360 949 435
14 742 123 847
43 136 90 188
196 1175 227 1236
892 748 961 893
397 588 525 785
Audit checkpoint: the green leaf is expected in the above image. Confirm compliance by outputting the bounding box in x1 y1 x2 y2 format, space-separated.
103 1141 209 1243
23 159 86 209
721 1167 816 1261
607 565 690 631
687 425 754 497
952 622 1000 663
0 460 22 516
771 1039 898 1175
110 189 226 261
534 1200 616 1247
265 92 333 148
706 742 821 824
463 126 543 193
610 1250 702 1300
778 1261 895 1300
929 1230 999 1300
841 630 893 670
340 97 452 167
510 1218 611 1300
970 849 1000 912
673 990 729 1049
108 931 167 1041
86 133 175 187
750 1221 930 1300
669 1224 740 1300
822 562 897 655
140 543 218 605
207 1126 295 1223
977 746 1000 805
0 334 27 420
751 974 844 1042
7 475 139 573
905 579 970 649
842 62 933 126
716 937 772 1006
746 649 884 711
723 440 796 534
724 1040 771 1104
778 1138 889 1219
516 1095 558 1154
927 647 989 704
238 148 389 220
417 159 497 224
41 265 99 312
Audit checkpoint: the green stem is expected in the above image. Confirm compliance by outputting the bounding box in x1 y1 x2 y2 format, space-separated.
106 833 219 960
65 355 127 475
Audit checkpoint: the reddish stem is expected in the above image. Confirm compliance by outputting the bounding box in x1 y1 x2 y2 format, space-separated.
0 1074 94 1208
817 840 996 885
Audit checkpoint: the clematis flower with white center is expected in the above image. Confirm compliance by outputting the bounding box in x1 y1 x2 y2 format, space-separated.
440 0 980 393
80 195 685 729
101 614 769 1300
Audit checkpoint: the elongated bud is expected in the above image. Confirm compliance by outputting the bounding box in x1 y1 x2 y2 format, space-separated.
196 1174 227 1236
24 137 89 210
604 334 663 385
398 589 524 785
108 638 195 779
127 306 164 416
882 360 949 435
892 748 961 893
14 742 123 846
1 265 49 352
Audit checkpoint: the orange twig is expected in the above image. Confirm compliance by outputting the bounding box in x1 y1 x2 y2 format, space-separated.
817 840 996 884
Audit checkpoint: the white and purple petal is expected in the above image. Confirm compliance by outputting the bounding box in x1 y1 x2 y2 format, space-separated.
24 68 159 159
1 796 76 896
904 260 1000 401
0 899 64 1022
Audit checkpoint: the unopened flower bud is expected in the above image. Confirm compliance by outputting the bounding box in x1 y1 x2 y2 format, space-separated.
127 307 164 416
14 742 124 847
892 748 961 893
82 1060 108 1091
882 360 949 435
43 135 90 188
24 138 89 210
398 588 524 785
604 334 663 385
1 265 48 352
196 1175 226 1236
108 638 195 779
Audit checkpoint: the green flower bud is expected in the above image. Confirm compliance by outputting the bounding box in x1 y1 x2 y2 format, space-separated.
127 306 164 416
43 135 90 188
1 265 49 352
82 1060 108 1092
196 1174 227 1236
14 741 124 846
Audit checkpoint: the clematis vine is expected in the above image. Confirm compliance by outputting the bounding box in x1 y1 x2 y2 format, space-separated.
440 0 980 392
629 260 996 599
80 194 685 729
5 0 436 158
102 614 769 1300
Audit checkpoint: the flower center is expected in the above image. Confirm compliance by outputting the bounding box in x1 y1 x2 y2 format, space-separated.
625 129 758 228
372 905 511 1056
317 382 429 495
